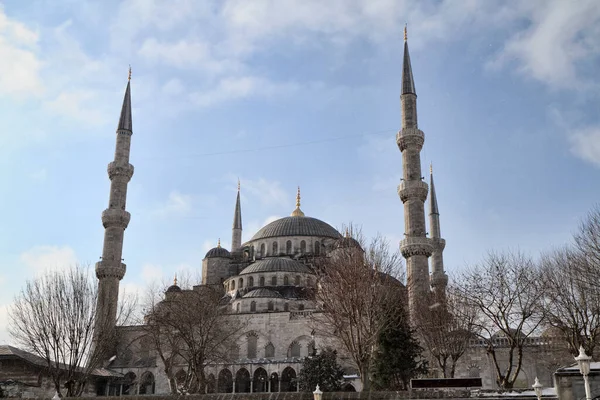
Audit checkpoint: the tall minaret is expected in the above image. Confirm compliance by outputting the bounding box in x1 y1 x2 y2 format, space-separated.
94 68 134 342
428 164 448 304
231 179 242 252
397 26 433 321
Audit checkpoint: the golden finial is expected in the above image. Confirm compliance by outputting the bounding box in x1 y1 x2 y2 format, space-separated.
296 186 301 208
237 178 240 192
345 228 350 238
404 24 407 42
128 65 132 81
291 186 305 217
174 274 178 286
217 238 221 248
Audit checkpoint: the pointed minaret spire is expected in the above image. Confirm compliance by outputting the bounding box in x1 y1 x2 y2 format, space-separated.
94 69 135 347
402 25 416 97
231 179 243 252
429 164 448 304
397 26 432 323
291 186 305 217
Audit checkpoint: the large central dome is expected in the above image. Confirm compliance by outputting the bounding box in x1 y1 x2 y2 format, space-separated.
250 216 342 241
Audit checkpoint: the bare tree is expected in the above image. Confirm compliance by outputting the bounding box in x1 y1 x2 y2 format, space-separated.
143 281 245 394
415 284 478 378
314 227 408 391
540 207 600 357
8 265 135 397
453 251 545 390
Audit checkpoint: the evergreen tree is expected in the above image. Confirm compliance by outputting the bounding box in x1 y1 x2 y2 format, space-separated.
298 347 345 392
372 311 428 390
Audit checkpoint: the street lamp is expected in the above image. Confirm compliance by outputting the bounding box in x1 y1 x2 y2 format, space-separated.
575 345 592 400
532 377 542 400
313 385 323 400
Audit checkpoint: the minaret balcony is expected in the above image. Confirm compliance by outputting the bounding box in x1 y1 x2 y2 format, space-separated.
107 162 134 180
398 180 428 203
430 237 446 251
400 236 433 258
102 208 131 229
95 261 126 280
430 271 449 288
396 128 425 152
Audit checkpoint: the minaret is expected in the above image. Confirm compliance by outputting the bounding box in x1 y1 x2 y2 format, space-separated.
429 164 448 304
94 68 135 343
231 179 242 252
397 26 433 322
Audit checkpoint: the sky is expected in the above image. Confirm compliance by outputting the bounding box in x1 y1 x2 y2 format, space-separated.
0 0 599 344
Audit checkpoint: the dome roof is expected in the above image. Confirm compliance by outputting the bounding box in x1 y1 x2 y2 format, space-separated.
335 236 362 250
239 258 312 275
243 288 283 299
250 216 342 241
166 284 181 293
205 246 231 259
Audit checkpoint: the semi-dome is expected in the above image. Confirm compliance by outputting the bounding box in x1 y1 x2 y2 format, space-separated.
243 288 283 299
205 240 231 259
239 258 312 275
250 216 342 241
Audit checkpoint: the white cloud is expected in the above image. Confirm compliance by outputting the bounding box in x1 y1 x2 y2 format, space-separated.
43 90 108 124
569 126 600 167
241 177 290 207
140 263 164 284
19 245 78 275
0 7 43 97
154 191 193 217
189 76 299 108
488 0 600 90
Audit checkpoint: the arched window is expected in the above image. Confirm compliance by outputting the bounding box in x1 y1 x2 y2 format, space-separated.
230 345 239 359
260 243 265 256
284 275 289 285
268 301 274 311
284 303 289 312
139 372 155 395
239 278 243 288
122 372 137 395
289 342 301 358
259 276 265 286
314 241 320 255
295 275 300 285
248 277 254 287
271 276 277 286
286 240 292 254
236 303 240 313
247 334 257 359
298 303 304 311
272 241 278 255
300 240 306 253
250 301 256 312
218 369 233 393
231 280 235 290
265 343 275 358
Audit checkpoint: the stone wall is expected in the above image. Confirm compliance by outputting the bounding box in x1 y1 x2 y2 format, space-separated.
82 389 551 400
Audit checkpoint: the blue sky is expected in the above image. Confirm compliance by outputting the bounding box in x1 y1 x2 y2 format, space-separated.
0 0 599 344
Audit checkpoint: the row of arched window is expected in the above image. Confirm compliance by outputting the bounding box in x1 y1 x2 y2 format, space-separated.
216 367 297 393
236 301 304 313
228 275 312 291
230 337 313 360
257 240 321 257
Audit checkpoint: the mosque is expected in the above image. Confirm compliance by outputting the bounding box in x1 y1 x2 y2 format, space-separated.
87 28 568 396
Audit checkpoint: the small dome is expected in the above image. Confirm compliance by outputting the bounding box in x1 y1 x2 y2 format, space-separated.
335 236 362 250
205 246 231 259
239 258 312 275
243 288 283 299
166 284 181 293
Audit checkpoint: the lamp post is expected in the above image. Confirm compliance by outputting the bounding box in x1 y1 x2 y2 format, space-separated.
575 345 592 400
313 385 323 400
532 377 543 400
